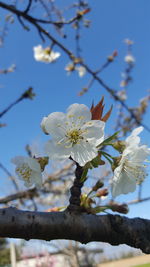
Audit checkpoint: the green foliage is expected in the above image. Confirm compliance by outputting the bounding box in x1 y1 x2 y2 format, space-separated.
0 238 20 265
0 247 11 265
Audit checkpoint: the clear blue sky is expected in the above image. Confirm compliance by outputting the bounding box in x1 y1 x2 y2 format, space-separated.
0 0 150 219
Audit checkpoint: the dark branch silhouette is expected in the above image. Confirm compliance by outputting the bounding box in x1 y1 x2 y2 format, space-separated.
0 1 150 132
1 207 150 254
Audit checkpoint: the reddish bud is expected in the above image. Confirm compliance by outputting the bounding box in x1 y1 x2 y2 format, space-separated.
112 50 118 57
96 188 108 197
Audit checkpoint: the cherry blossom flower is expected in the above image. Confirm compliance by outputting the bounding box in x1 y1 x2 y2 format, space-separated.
33 45 60 63
117 90 127 101
41 103 105 166
111 127 150 197
75 66 86 77
124 54 135 64
65 63 86 77
12 156 42 188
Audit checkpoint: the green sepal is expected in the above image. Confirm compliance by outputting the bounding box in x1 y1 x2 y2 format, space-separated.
98 131 120 147
89 206 108 214
100 151 113 165
80 168 88 182
90 155 105 168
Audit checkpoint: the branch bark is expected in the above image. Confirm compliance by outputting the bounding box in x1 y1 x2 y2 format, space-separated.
1 207 150 254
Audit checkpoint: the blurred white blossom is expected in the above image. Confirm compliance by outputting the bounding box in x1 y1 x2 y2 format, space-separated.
12 156 42 188
75 66 86 77
117 90 127 101
111 127 150 197
124 54 135 64
124 39 134 45
65 62 75 75
41 103 105 166
33 45 60 63
65 63 86 77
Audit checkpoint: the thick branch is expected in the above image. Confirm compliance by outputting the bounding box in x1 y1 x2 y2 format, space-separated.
1 207 150 254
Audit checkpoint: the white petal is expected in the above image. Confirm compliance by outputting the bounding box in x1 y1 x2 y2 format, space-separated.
82 120 105 146
30 172 43 188
48 51 60 62
24 180 33 188
41 116 49 134
26 158 41 172
45 140 71 160
70 141 98 166
112 167 136 197
130 145 150 162
126 126 143 146
43 112 67 139
67 104 91 125
75 66 86 77
33 45 44 61
131 126 143 136
11 156 25 166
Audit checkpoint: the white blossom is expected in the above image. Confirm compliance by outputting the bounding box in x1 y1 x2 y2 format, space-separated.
117 90 127 101
41 103 105 166
65 63 86 77
75 66 86 77
11 156 42 188
124 54 135 64
111 127 150 197
33 45 60 63
65 63 75 75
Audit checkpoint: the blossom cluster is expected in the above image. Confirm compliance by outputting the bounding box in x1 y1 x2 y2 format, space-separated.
111 127 150 197
12 102 150 201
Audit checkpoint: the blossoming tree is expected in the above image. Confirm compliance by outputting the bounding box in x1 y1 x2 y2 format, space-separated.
1 0 150 257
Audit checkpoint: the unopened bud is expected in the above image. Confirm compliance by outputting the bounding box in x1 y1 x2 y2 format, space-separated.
107 55 114 62
112 50 118 57
92 180 104 191
107 50 118 62
22 87 35 100
110 203 129 214
96 188 108 197
112 141 126 153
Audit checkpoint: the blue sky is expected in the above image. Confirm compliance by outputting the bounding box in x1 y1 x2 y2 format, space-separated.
0 0 150 220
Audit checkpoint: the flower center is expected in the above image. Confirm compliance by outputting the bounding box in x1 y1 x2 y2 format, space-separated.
44 48 51 55
16 163 32 181
66 129 83 145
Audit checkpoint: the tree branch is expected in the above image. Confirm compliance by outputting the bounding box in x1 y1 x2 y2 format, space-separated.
0 1 150 133
1 207 150 254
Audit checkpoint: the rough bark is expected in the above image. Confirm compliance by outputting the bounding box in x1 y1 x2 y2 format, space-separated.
0 207 150 254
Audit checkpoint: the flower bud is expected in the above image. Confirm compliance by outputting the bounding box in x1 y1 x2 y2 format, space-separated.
110 202 129 214
96 188 108 197
92 180 104 191
112 141 126 153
